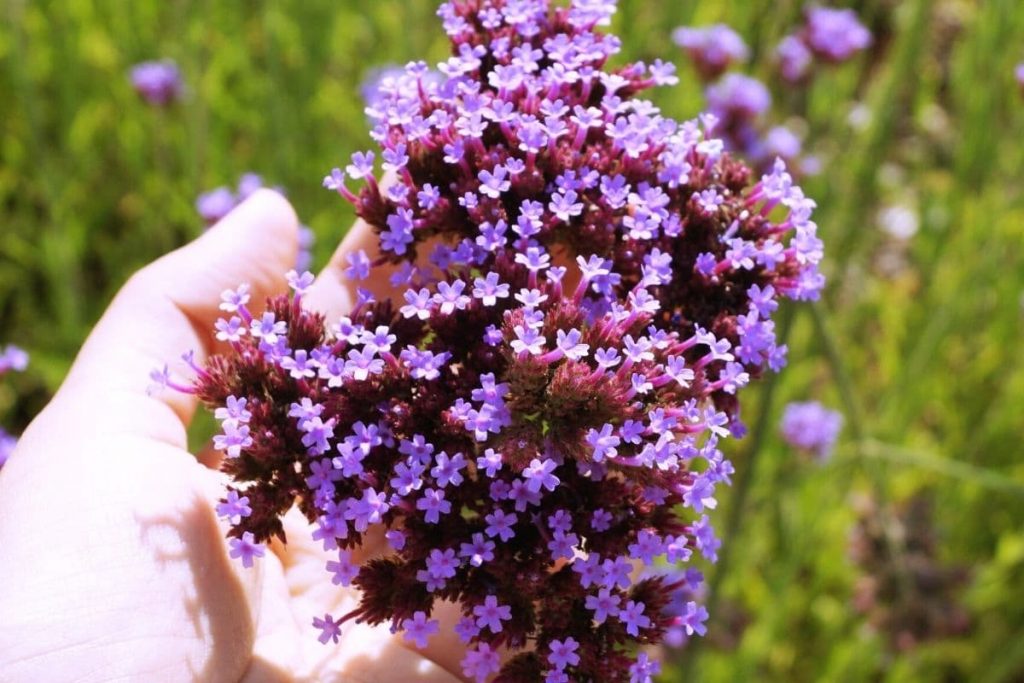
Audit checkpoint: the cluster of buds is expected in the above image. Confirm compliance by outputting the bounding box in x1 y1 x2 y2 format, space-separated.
849 493 971 652
181 1 824 680
0 344 29 470
196 175 315 271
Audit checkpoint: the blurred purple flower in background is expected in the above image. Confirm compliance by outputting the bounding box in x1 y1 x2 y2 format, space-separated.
780 401 843 460
0 431 15 469
236 173 266 202
1016 63 1024 92
0 344 28 470
196 187 237 225
196 177 314 269
673 24 749 81
803 6 872 63
706 73 771 121
776 34 814 83
762 125 803 161
0 345 28 375
129 60 183 106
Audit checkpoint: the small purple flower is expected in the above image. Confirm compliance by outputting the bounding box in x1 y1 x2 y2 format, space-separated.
129 60 182 105
455 615 480 644
585 588 621 624
402 611 440 649
0 345 29 374
554 329 589 361
523 457 560 493
478 165 511 198
346 151 376 180
585 424 620 462
592 509 613 532
619 600 652 636
485 509 517 542
416 487 452 524
326 549 360 587
681 601 709 636
706 73 771 121
312 613 342 645
780 401 843 460
672 24 748 80
804 6 872 63
196 187 236 225
216 490 252 525
629 653 661 683
460 532 496 567
228 531 265 568
472 272 510 306
548 637 580 670
777 34 813 83
462 643 501 682
473 595 512 633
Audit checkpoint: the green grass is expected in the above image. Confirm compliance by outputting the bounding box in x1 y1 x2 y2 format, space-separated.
2 1 1023 680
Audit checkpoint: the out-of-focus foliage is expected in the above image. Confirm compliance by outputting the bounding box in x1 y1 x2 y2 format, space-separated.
1 1 1022 681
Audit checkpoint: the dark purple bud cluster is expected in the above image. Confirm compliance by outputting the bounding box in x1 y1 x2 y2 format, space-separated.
185 1 824 680
849 493 971 653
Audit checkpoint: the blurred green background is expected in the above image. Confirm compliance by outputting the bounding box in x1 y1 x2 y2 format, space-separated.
2 0 1023 680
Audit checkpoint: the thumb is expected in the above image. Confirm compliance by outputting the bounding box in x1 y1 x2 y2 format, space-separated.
53 189 299 448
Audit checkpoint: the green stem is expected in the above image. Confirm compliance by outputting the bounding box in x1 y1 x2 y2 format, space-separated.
808 302 864 441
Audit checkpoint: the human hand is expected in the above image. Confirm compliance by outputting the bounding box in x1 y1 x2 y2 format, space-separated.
0 191 464 682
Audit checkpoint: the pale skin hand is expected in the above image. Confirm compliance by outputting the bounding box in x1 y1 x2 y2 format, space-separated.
0 191 466 683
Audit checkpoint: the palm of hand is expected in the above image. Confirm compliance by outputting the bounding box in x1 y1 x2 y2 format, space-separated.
0 192 462 683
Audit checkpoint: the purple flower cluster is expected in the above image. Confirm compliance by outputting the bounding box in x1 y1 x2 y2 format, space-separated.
776 6 872 83
672 24 748 82
780 400 843 460
129 60 183 106
187 1 824 680
0 344 29 470
196 175 315 270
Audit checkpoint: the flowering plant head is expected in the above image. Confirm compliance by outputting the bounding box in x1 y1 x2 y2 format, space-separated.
802 6 872 64
780 400 842 460
672 24 748 82
129 60 183 106
178 1 825 680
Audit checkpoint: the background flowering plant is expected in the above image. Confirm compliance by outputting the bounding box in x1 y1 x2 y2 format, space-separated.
169 1 824 680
